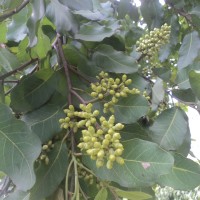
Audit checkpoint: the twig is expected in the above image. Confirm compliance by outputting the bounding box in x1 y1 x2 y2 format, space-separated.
0 58 38 80
71 90 86 105
0 0 30 22
57 37 72 105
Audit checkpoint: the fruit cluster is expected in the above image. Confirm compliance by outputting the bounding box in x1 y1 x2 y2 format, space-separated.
78 115 125 169
90 71 140 113
136 23 171 60
39 140 54 165
59 103 99 133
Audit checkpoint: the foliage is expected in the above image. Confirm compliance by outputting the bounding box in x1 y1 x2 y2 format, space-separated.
0 0 200 199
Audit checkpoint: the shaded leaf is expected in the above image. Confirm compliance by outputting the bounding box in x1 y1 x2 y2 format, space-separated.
177 31 200 69
29 142 68 200
149 108 189 151
189 70 200 100
22 104 65 143
114 94 149 124
114 188 152 200
94 188 108 200
75 22 118 42
0 103 41 191
4 190 29 200
46 0 78 35
10 69 56 113
152 67 171 82
83 139 174 188
175 68 190 89
92 44 138 74
158 153 200 190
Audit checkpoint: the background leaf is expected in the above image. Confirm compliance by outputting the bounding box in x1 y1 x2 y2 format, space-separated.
83 139 174 188
114 94 149 124
92 44 138 74
0 103 41 191
177 31 200 69
158 153 200 190
149 108 189 151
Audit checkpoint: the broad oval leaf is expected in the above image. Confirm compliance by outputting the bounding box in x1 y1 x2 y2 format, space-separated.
83 139 174 188
10 69 56 113
0 103 41 191
114 188 152 200
158 153 200 190
92 44 138 74
189 70 200 100
172 88 196 103
46 0 78 35
75 22 118 42
94 188 108 200
73 10 105 21
28 142 68 200
22 104 65 143
177 31 200 69
114 94 149 124
149 108 189 151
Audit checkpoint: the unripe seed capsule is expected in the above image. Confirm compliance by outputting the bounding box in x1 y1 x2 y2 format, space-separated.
42 145 48 150
98 93 104 99
116 157 124 165
109 154 116 162
97 150 105 158
122 74 127 82
45 157 49 165
96 159 104 168
125 79 132 85
93 110 99 116
115 149 123 156
106 160 113 169
40 154 46 160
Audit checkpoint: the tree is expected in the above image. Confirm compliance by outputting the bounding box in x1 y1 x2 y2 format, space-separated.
0 0 200 199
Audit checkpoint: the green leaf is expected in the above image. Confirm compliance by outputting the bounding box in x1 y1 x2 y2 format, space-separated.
189 70 200 100
175 68 190 89
114 188 152 200
140 0 163 30
149 108 189 151
151 78 165 110
172 88 196 103
114 94 149 124
7 6 29 42
152 67 171 82
0 48 20 74
92 44 138 74
177 31 200 69
121 123 150 141
27 0 45 47
4 190 29 200
73 10 105 20
0 103 41 191
29 142 68 200
75 22 118 42
158 153 200 190
46 0 78 35
10 69 56 113
94 188 108 200
117 0 134 19
22 104 65 143
83 139 174 188
190 6 200 17
59 0 93 11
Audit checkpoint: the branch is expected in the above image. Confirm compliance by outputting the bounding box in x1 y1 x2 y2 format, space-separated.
0 0 30 22
0 58 38 80
57 37 72 105
0 177 12 198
